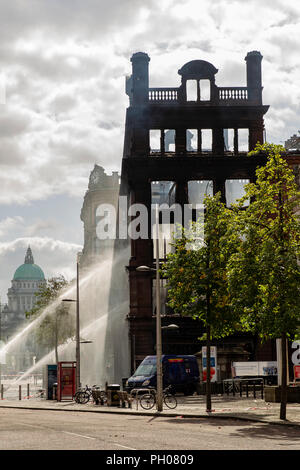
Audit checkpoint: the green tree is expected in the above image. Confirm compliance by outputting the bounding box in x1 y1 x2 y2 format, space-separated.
162 193 240 412
227 143 300 420
26 275 75 364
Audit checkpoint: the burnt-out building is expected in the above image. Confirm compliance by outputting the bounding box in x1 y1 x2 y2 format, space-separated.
121 51 275 378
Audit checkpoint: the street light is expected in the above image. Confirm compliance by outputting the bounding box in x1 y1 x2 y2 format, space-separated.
137 265 180 412
62 257 80 392
137 263 163 412
162 324 179 331
137 204 163 411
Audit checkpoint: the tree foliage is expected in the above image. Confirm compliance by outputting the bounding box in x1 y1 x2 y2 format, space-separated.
164 194 240 337
162 193 240 410
227 143 300 420
228 143 300 341
26 275 75 364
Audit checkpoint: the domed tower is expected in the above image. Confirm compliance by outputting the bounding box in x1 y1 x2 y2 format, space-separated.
7 246 46 326
0 247 46 372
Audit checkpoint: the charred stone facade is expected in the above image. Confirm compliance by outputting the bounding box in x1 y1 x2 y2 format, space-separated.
80 165 120 270
120 51 295 378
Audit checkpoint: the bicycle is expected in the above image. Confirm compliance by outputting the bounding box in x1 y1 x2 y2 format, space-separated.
139 385 177 410
74 385 99 404
34 388 46 399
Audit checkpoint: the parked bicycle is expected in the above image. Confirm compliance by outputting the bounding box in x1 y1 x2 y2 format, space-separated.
139 385 177 410
74 385 100 404
34 388 46 399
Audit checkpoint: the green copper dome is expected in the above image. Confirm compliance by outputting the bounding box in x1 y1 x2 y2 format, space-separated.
13 246 45 281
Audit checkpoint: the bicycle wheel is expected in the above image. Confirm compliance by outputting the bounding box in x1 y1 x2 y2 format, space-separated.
74 391 85 404
139 393 155 410
163 393 177 409
80 391 90 404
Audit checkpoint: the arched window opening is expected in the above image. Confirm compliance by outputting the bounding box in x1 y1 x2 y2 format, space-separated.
200 79 210 101
186 80 198 101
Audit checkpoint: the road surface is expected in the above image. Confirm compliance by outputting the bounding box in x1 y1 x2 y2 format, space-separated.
0 408 299 450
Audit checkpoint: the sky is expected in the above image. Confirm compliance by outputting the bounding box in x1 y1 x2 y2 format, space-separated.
0 0 299 301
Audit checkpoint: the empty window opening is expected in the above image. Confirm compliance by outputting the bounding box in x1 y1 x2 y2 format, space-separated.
225 179 250 207
164 129 175 152
200 79 210 101
186 129 197 151
151 181 176 206
153 279 171 315
224 129 235 152
188 180 213 208
238 129 249 152
186 80 198 101
152 223 175 260
202 129 212 152
150 129 161 153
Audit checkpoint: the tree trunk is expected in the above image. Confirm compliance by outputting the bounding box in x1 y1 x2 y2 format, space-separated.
280 333 287 420
205 238 212 413
206 324 212 412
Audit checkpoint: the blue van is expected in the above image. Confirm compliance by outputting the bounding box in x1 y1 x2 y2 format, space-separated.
126 355 200 395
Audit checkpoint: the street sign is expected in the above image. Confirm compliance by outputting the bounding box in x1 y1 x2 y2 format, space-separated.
202 346 217 382
294 365 300 381
232 361 277 377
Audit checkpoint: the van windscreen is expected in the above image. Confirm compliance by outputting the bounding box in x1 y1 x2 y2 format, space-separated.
133 363 157 377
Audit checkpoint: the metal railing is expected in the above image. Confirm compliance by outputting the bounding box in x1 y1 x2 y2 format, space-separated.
223 378 264 399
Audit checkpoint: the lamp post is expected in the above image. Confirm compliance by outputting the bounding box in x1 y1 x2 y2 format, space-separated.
137 263 163 411
136 204 163 411
62 258 81 392
0 301 2 392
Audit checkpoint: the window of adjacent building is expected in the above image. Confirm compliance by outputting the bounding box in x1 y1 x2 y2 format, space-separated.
186 129 197 151
150 129 161 153
188 180 214 208
225 179 250 207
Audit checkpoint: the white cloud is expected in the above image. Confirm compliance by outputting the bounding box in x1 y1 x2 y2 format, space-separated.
0 216 25 238
0 0 298 205
0 0 299 297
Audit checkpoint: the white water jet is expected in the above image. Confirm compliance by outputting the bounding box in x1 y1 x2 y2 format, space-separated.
7 313 109 388
1 245 131 389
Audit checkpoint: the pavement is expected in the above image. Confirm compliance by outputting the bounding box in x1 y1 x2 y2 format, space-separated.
1 393 300 427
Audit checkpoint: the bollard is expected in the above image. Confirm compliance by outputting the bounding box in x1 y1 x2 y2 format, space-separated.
27 383 30 399
253 383 256 399
19 385 22 400
1 384 3 400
